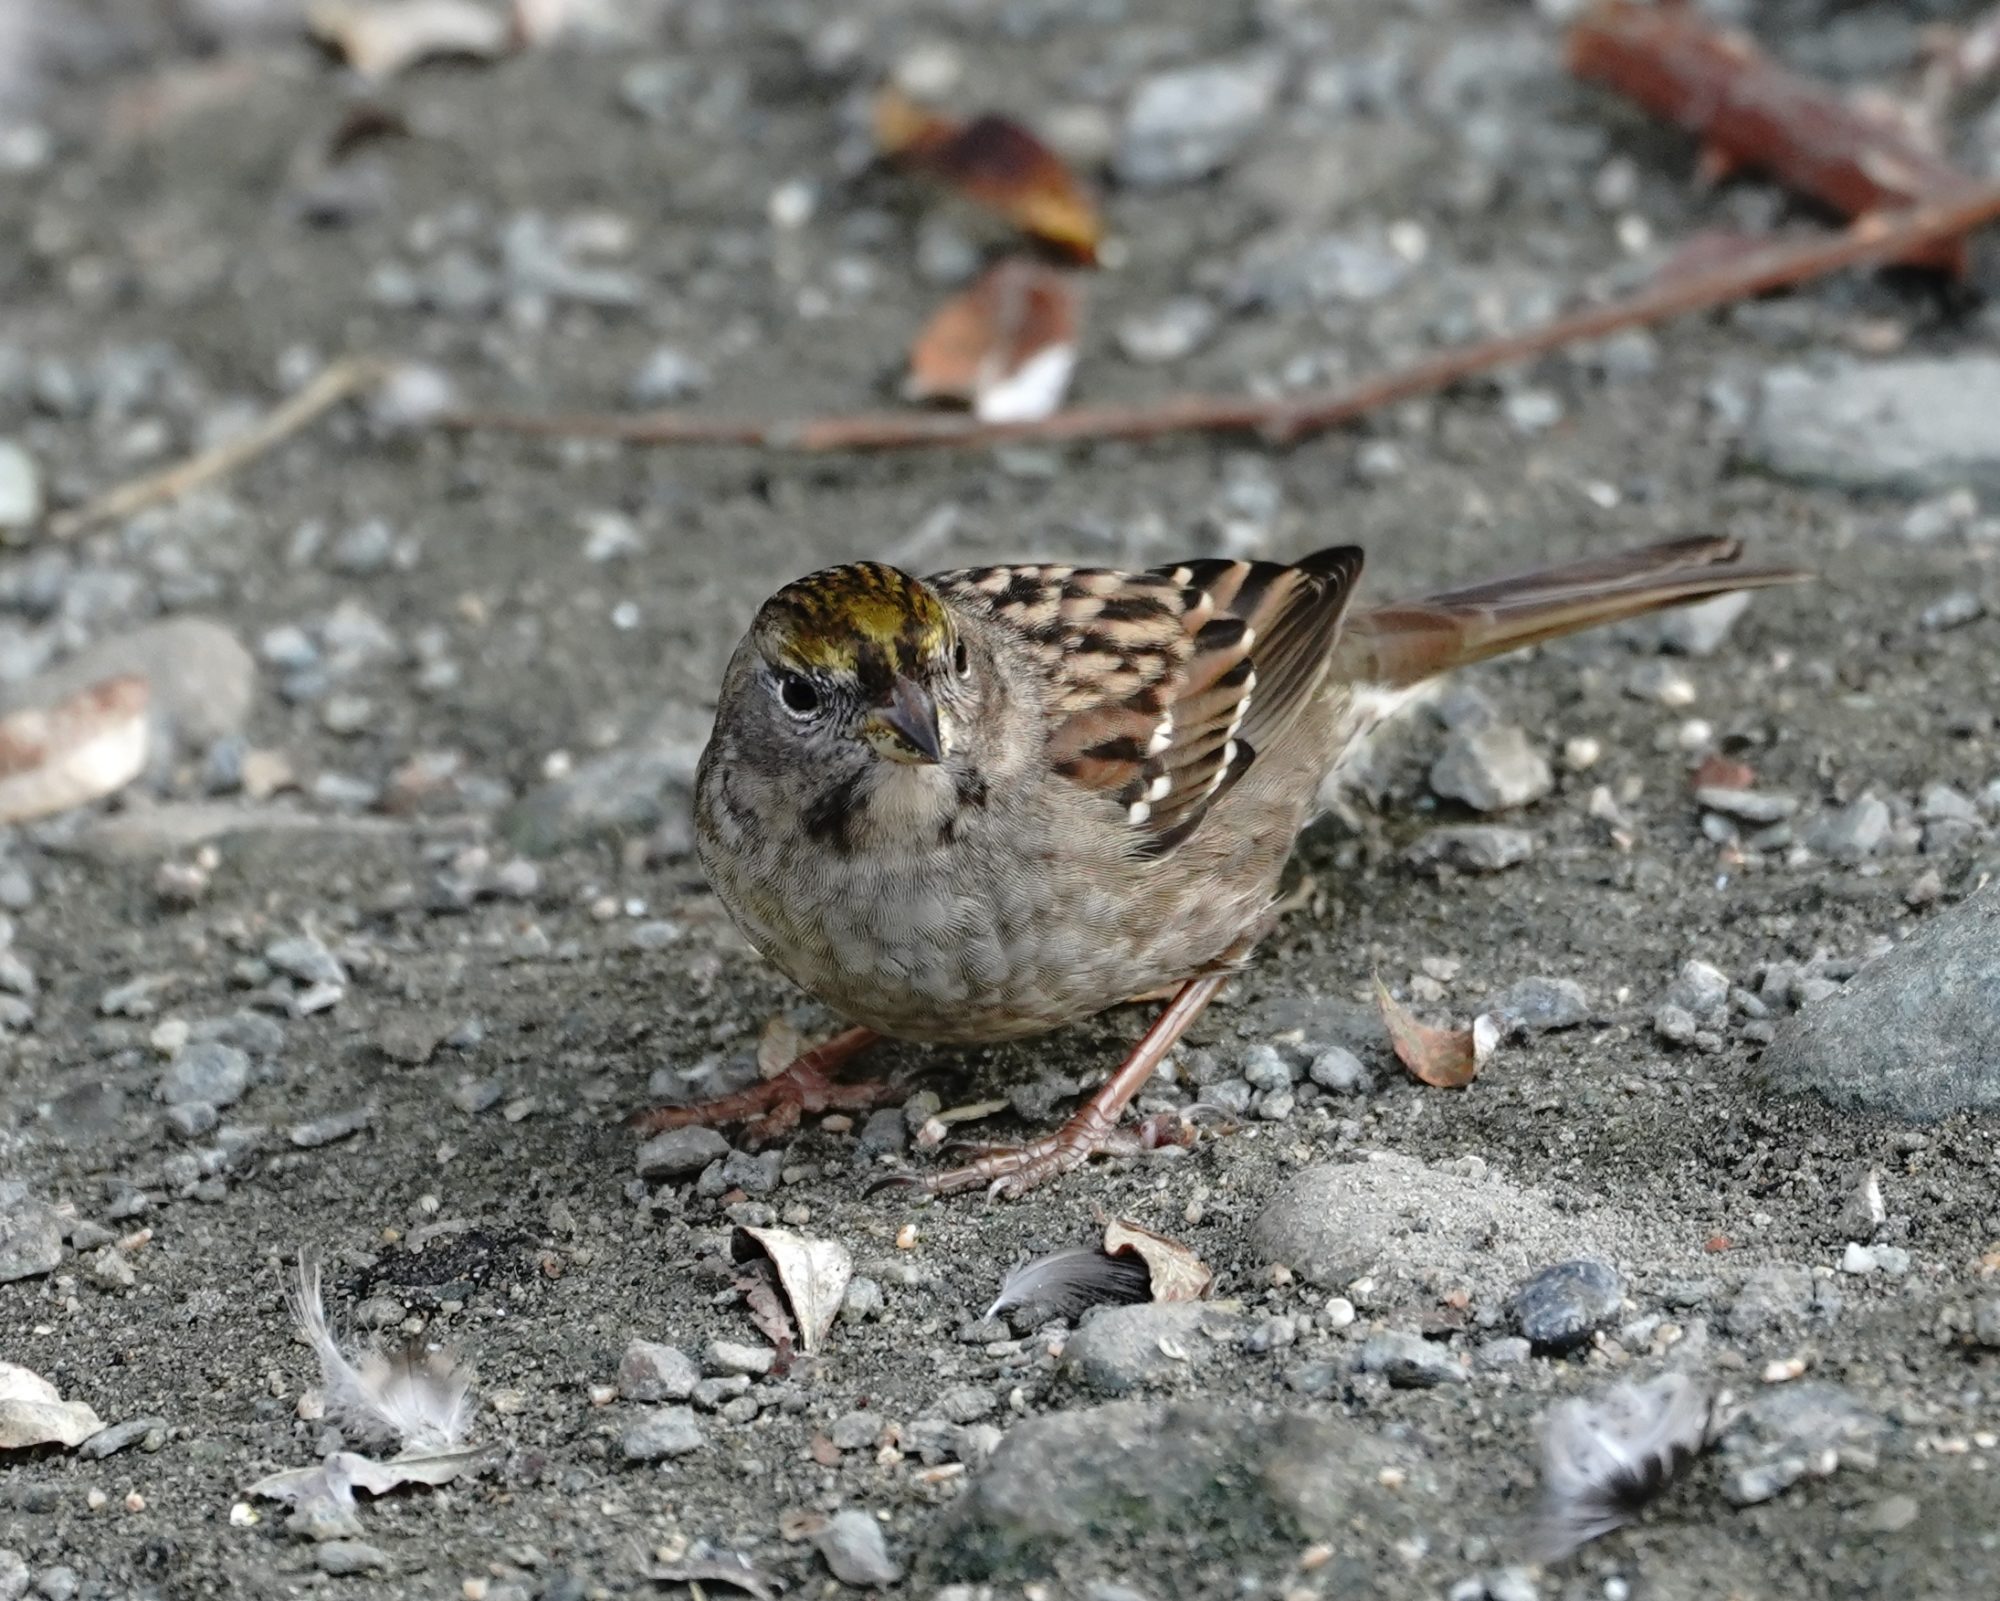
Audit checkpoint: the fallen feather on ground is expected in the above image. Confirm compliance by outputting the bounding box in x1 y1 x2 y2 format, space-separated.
732 1226 852 1355
0 1362 105 1450
1534 1371 1714 1561
247 1446 487 1539
646 1554 787 1600
0 676 149 825
987 1216 1211 1323
289 1251 474 1452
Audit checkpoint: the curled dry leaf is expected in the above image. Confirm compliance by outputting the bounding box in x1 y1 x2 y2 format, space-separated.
906 258 1081 424
0 1362 105 1451
734 1261 797 1376
732 1226 853 1354
1101 1218 1212 1303
756 1014 807 1080
874 87 1101 263
246 1446 486 1507
308 0 513 80
1376 978 1479 1088
0 675 149 826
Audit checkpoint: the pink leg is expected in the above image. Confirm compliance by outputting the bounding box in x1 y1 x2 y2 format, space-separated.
901 974 1228 1200
632 1026 894 1146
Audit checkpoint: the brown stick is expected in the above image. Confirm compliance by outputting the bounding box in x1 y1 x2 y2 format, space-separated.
435 184 2000 456
1567 0 1979 272
46 356 390 541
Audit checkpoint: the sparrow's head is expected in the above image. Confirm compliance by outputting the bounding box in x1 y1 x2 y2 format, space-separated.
741 562 973 769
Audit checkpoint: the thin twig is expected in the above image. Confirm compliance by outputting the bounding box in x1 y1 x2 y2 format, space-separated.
46 356 391 540
435 184 2000 456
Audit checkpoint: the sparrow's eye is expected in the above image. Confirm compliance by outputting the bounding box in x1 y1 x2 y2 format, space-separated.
776 672 822 718
953 639 971 679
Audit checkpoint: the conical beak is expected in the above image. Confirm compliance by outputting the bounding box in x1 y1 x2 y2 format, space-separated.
861 675 946 765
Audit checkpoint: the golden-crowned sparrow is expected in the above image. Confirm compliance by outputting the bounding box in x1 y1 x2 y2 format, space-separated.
649 535 1801 1197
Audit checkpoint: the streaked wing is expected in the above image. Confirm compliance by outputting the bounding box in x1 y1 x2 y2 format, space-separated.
933 547 1363 857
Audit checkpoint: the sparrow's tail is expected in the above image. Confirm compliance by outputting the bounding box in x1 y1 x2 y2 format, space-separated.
1334 536 1807 689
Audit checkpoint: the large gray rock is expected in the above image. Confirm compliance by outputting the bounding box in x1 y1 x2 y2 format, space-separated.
1250 1153 1628 1298
0 1181 63 1282
1749 359 2000 491
0 619 254 749
923 1400 1448 1586
1115 57 1284 188
1759 890 2000 1120
1059 1303 1233 1396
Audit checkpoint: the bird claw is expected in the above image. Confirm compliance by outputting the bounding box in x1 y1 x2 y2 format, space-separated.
631 1028 897 1144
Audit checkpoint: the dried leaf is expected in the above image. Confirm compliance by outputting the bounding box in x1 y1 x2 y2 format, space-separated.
0 1362 105 1450
734 1264 797 1376
985 1245 1152 1323
874 87 1101 263
649 1556 787 1601
1534 1372 1713 1560
0 676 149 825
756 1015 806 1081
246 1445 486 1504
907 258 1080 424
308 0 512 79
1102 1218 1212 1303
732 1226 852 1355
1376 978 1478 1088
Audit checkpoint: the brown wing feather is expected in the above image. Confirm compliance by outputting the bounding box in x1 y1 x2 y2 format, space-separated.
934 546 1364 857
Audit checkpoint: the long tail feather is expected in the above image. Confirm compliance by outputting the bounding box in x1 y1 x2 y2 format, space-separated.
1336 536 1806 689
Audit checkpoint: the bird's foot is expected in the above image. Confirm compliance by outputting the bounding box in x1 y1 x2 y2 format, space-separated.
880 1108 1199 1200
632 1026 893 1147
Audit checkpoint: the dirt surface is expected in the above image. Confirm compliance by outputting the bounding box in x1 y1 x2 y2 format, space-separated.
3 3 2000 1599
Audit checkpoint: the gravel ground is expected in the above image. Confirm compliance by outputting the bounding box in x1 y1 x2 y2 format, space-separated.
4 3 2000 1599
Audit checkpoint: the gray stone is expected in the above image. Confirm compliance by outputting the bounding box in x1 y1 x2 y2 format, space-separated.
937 1385 997 1424
924 1400 1446 1584
814 1509 902 1588
635 1126 728 1182
1508 1259 1624 1351
629 346 710 406
619 1340 698 1401
1750 358 2000 491
1697 787 1799 824
503 740 699 855
0 1182 63 1282
1354 1330 1466 1386
266 935 346 987
1808 795 1892 862
1716 1382 1888 1506
0 1551 24 1601
1404 824 1535 872
1238 1043 1295 1091
289 1105 373 1148
1760 889 2000 1120
1973 1298 2000 1348
621 1405 703 1460
1116 298 1216 365
0 441 40 528
1920 590 1985 632
704 1339 775 1378
0 619 254 749
77 1416 165 1459
1251 1154 1615 1295
157 1042 249 1109
1060 1302 1229 1396
1724 1264 1815 1338
316 1541 390 1576
1306 1045 1372 1093
1115 56 1284 188
1490 976 1589 1035
1429 725 1552 812
1649 590 1753 656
